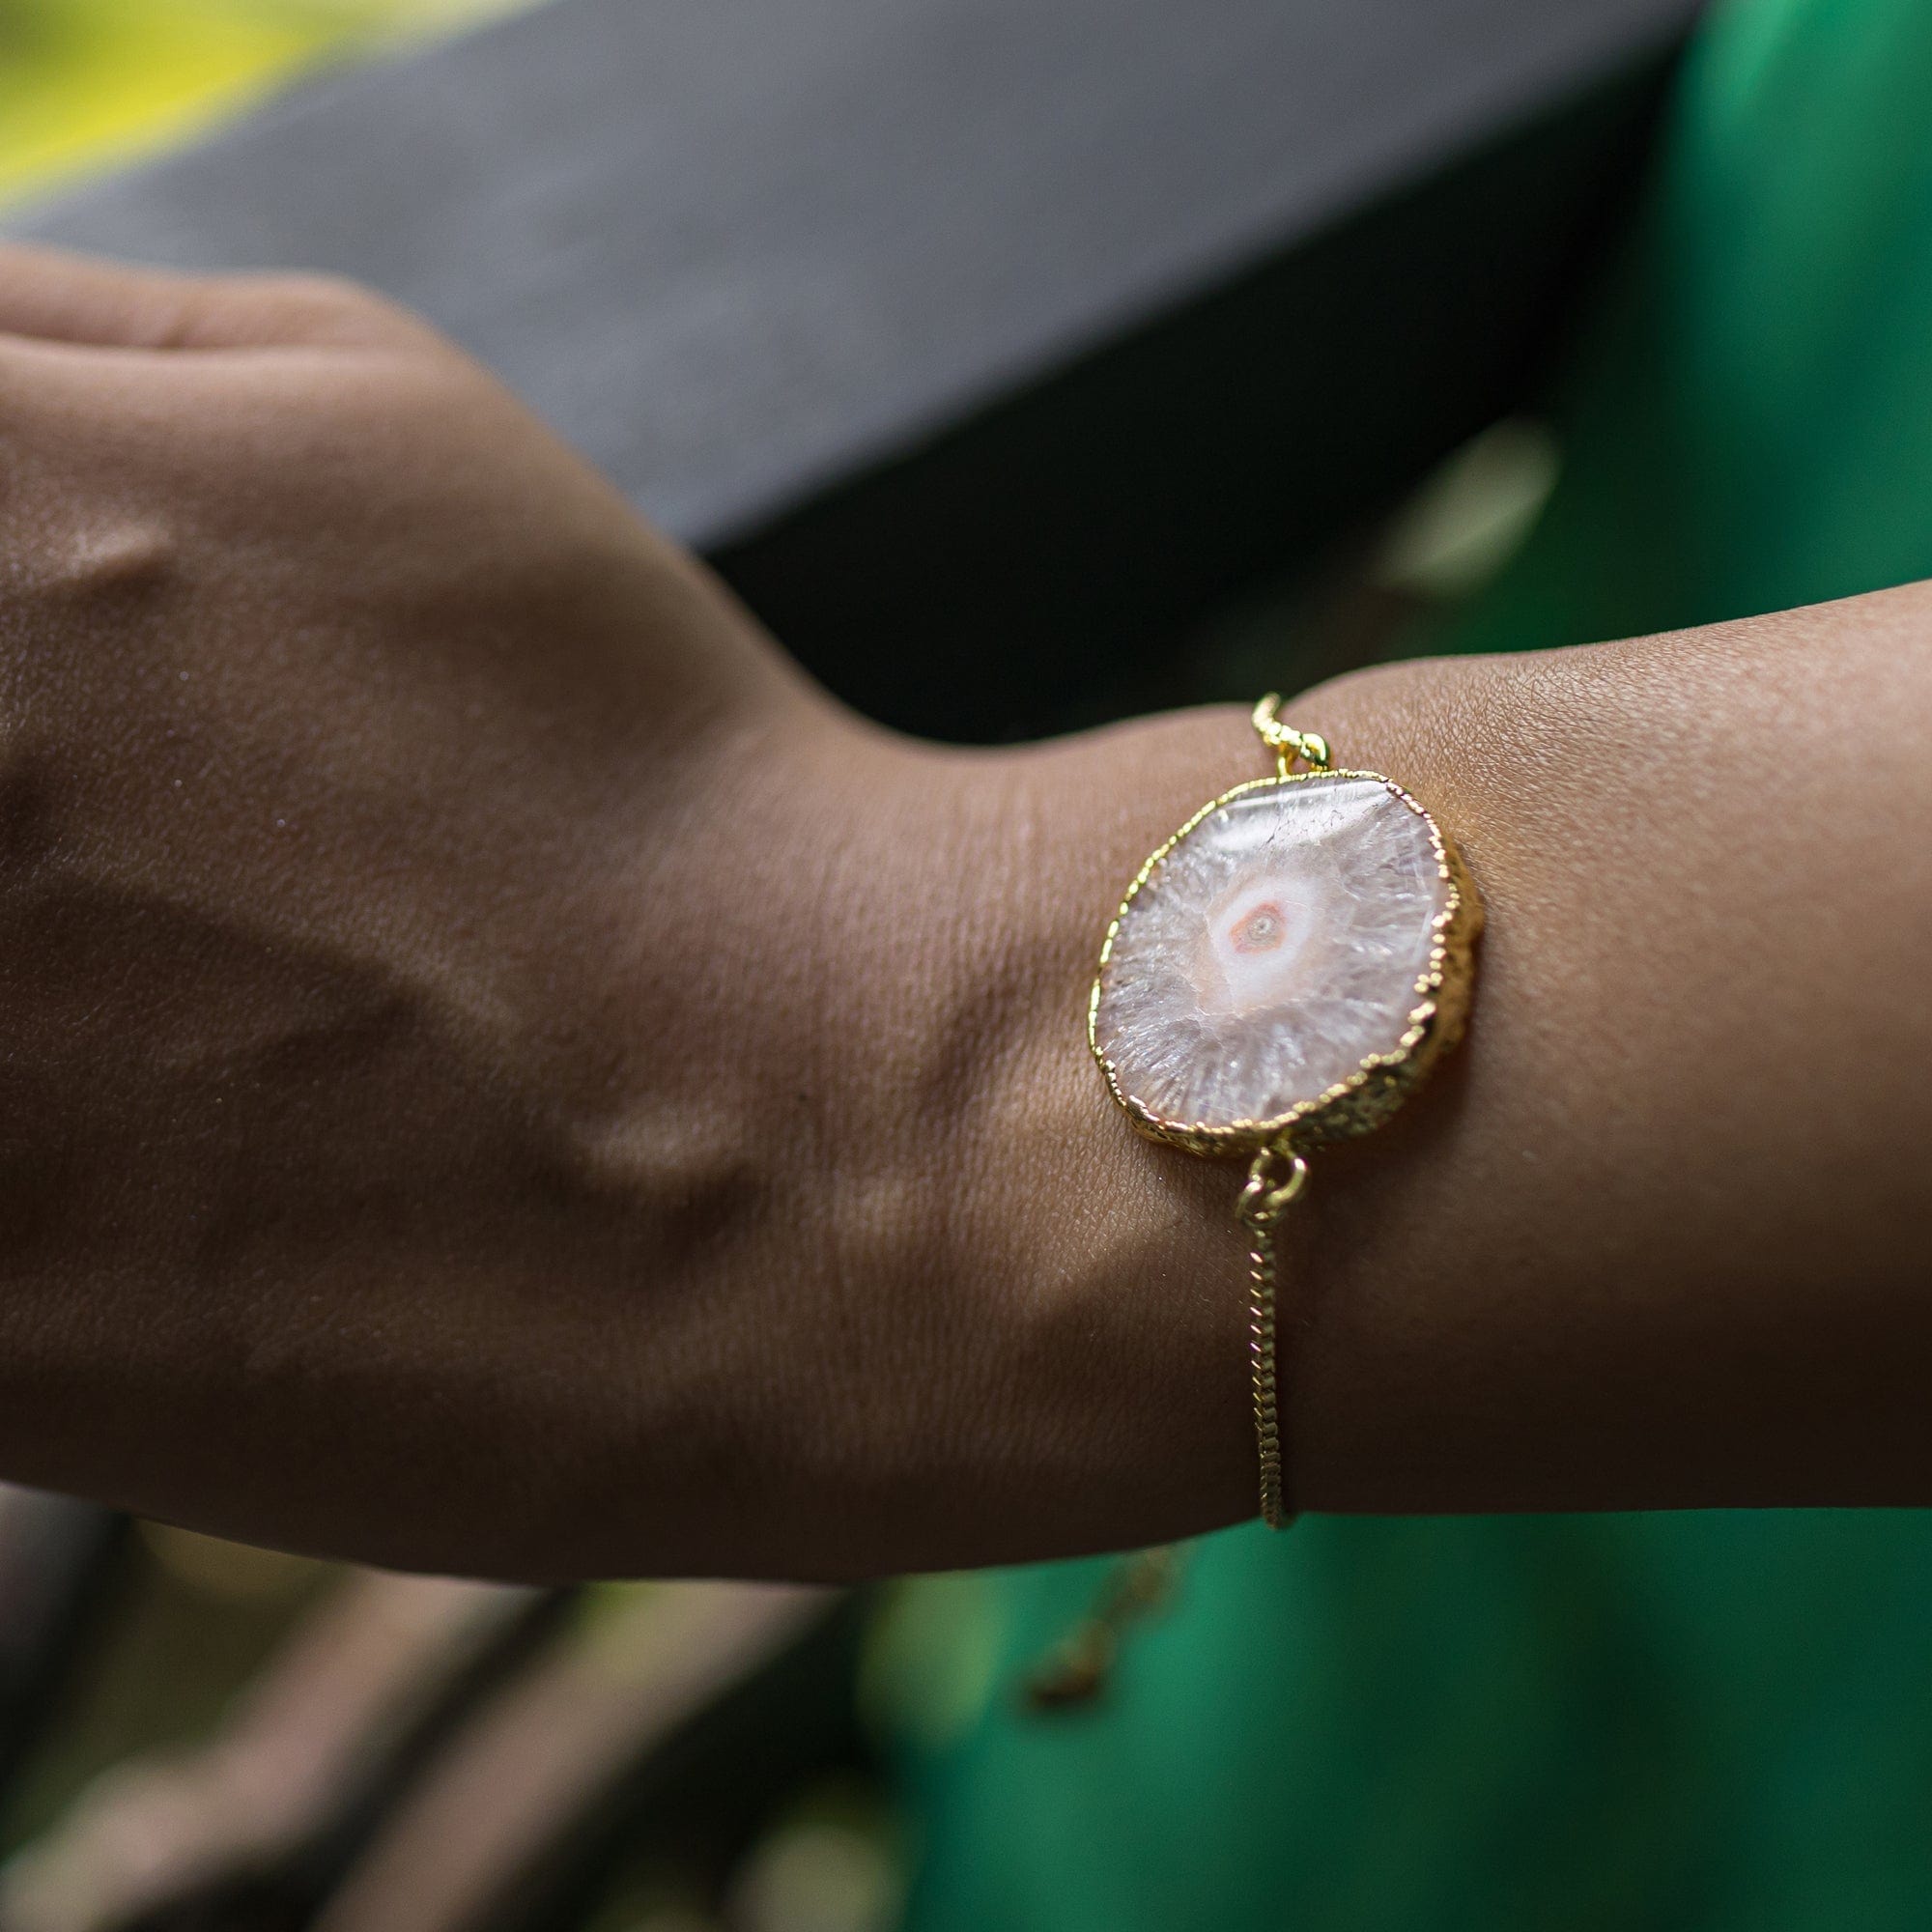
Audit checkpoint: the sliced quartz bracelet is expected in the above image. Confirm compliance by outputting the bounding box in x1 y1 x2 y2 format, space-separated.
1092 695 1483 1525
1028 698 1482 1711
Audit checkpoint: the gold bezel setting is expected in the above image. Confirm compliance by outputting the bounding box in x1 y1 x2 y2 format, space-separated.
1088 767 1482 1158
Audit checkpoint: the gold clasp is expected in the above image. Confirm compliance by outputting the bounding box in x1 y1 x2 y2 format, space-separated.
1251 694 1332 779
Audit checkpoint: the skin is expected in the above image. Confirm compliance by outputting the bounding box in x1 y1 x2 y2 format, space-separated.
0 242 1926 1583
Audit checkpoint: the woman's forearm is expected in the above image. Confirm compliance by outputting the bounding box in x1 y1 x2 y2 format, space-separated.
1 241 1926 1582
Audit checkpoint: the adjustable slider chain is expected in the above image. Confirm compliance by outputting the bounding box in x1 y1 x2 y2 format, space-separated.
1236 1143 1309 1530
1023 1148 1310 1711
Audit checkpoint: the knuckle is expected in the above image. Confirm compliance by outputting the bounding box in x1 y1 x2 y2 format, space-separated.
60 518 183 600
254 270 379 315
224 271 434 349
12 513 184 614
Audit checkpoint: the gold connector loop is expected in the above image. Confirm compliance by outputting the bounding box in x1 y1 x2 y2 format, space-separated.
1251 693 1332 779
1237 1144 1309 1226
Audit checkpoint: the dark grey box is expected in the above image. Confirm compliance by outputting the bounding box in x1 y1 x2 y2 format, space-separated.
15 0 1700 734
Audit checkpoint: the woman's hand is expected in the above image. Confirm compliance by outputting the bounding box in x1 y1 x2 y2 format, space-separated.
3 242 1930 1583
0 244 1264 1578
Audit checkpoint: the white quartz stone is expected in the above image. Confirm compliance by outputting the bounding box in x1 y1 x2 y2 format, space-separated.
1094 774 1449 1132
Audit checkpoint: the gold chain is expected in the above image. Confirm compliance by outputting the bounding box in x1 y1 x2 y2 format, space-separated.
1025 1082 1314 1711
1236 1143 1309 1529
1251 692 1330 780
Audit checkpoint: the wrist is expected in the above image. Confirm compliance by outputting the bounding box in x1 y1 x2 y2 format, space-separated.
907 711 1282 1560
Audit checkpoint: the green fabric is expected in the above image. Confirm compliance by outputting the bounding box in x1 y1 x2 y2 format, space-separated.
888 1 1932 1923
1438 0 1932 654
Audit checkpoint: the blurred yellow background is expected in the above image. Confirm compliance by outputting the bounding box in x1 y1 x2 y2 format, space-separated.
0 0 537 206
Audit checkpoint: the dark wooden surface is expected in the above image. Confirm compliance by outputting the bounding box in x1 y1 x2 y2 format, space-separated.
14 0 1702 733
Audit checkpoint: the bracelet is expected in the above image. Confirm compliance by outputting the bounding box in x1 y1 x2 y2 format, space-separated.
1094 696 1483 1526
1026 697 1481 1710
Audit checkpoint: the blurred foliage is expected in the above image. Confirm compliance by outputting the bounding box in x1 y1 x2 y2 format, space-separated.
0 0 536 205
1 1528 334 1857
